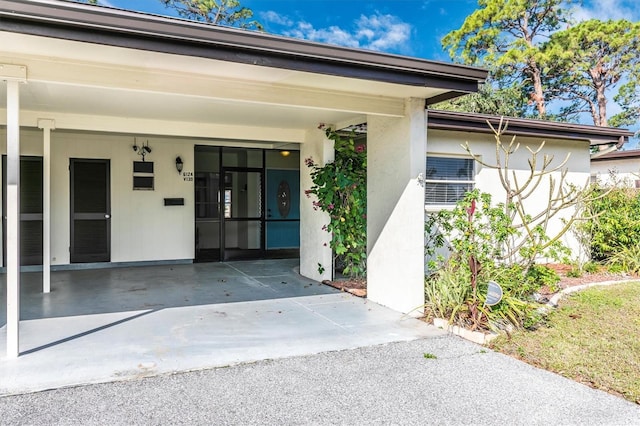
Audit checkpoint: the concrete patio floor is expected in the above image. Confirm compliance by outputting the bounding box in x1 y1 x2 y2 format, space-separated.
0 259 442 395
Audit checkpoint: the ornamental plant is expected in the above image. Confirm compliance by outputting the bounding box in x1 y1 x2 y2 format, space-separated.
425 191 557 331
305 126 367 278
424 120 597 331
461 118 586 269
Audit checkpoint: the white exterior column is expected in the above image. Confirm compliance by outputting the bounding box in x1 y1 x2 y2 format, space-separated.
38 119 55 293
3 64 27 358
299 127 334 281
366 98 427 315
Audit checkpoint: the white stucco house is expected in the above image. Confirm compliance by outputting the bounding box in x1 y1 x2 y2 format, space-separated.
591 149 640 187
425 110 633 259
0 0 634 359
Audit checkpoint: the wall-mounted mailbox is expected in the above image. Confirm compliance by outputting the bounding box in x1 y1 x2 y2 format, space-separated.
133 161 154 190
164 198 184 206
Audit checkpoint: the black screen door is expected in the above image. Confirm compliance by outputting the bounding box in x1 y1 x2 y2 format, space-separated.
221 168 264 261
70 159 110 263
2 156 43 266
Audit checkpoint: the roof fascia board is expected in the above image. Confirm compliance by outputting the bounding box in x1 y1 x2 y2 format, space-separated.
0 0 487 91
591 150 640 162
427 109 634 146
425 91 469 106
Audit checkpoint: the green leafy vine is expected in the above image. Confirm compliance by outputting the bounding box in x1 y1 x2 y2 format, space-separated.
305 125 367 278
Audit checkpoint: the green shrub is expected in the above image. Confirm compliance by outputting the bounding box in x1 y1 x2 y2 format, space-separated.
484 264 560 298
487 264 527 295
424 190 558 330
605 243 640 275
582 185 640 261
477 287 541 332
524 264 561 293
607 263 626 274
583 261 601 274
424 259 471 321
566 267 582 278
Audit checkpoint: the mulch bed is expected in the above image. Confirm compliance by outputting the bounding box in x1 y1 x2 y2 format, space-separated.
321 264 639 300
542 263 639 297
322 278 367 297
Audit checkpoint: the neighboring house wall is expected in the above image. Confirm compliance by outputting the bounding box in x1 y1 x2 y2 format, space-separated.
426 129 591 261
591 157 640 187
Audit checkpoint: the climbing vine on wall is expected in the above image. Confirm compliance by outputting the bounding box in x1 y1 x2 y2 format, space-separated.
305 125 367 278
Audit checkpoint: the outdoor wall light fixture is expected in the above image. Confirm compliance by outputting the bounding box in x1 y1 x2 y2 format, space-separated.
175 156 184 174
133 138 152 161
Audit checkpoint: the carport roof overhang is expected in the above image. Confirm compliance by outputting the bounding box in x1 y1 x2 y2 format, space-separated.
0 0 486 103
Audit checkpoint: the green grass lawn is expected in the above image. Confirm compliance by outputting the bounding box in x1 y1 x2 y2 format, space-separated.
490 282 640 404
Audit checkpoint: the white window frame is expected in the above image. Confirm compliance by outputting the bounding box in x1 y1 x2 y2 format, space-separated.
424 154 476 211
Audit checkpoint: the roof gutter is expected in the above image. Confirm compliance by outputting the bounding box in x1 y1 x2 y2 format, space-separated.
427 110 634 146
590 145 619 159
590 136 627 159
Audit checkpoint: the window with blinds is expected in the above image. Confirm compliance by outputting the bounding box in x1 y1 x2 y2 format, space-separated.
425 156 475 206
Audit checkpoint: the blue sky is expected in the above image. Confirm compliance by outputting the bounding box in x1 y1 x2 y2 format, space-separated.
100 0 640 61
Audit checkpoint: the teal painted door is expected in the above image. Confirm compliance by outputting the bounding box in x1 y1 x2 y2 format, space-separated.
266 169 300 249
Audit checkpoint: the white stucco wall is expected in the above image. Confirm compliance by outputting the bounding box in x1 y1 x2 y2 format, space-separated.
1 128 195 266
367 99 427 315
426 129 592 261
299 128 333 282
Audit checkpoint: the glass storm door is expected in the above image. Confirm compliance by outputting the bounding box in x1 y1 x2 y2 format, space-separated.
195 171 221 262
194 146 300 262
221 168 264 261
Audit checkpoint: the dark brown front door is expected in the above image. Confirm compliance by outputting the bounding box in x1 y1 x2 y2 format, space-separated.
2 156 43 266
70 159 111 263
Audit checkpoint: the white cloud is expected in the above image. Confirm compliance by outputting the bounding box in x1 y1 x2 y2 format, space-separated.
260 11 293 26
355 14 412 51
573 0 640 22
282 12 412 53
285 22 361 48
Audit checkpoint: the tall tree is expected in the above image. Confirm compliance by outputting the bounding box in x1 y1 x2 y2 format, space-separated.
544 19 640 127
611 75 640 129
432 81 529 117
160 0 262 30
442 0 573 118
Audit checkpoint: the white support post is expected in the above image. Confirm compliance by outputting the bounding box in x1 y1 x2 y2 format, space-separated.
299 127 335 282
366 98 427 315
3 63 26 359
38 119 55 294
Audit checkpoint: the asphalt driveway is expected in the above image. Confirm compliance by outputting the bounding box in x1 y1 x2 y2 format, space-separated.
1 336 638 425
2 259 639 424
